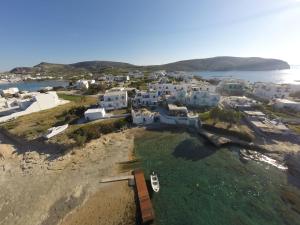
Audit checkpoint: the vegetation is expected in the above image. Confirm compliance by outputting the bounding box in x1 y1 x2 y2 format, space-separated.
199 107 254 141
202 124 254 142
290 91 300 99
84 83 108 95
208 107 242 126
10 57 289 80
70 118 130 146
2 94 97 140
128 79 148 90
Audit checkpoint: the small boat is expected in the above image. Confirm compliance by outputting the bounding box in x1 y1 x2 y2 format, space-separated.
43 124 69 139
150 171 160 192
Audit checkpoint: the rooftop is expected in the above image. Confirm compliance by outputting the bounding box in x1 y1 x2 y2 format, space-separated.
244 111 265 117
275 99 300 104
85 108 105 113
168 104 188 112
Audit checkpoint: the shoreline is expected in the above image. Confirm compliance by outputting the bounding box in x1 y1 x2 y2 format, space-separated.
0 128 142 225
1 124 299 225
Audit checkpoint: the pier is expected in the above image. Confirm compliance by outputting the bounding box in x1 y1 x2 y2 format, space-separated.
134 169 155 224
99 175 134 183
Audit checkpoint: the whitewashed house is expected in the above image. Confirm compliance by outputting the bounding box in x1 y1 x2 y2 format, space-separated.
253 82 289 100
0 87 19 96
273 99 300 112
167 87 220 108
148 83 188 96
132 90 159 107
217 79 247 95
99 89 128 110
132 108 155 125
128 71 144 79
185 90 220 107
222 96 258 109
159 104 199 127
84 108 106 121
0 92 66 123
76 80 89 89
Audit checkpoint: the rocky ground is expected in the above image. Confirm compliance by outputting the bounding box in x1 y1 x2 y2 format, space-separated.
0 129 139 225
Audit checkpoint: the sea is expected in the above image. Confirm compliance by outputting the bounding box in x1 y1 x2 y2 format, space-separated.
134 130 300 225
0 80 68 92
192 65 300 84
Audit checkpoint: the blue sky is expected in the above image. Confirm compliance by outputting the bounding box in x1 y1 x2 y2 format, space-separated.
0 0 300 71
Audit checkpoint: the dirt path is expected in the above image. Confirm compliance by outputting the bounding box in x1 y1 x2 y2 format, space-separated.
0 129 141 225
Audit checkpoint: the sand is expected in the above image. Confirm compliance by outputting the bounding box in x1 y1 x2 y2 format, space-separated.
0 128 142 225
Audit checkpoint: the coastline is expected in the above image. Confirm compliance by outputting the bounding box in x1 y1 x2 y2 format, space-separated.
0 128 142 225
1 124 299 225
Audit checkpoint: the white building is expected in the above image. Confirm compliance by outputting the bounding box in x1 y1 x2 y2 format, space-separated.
76 80 89 89
99 89 128 110
159 104 199 127
0 87 19 96
166 71 193 81
253 82 289 100
222 96 258 109
0 92 66 123
148 83 188 96
185 90 220 107
84 108 106 121
128 71 144 79
217 79 247 96
132 90 159 107
132 108 155 125
273 99 300 112
167 87 220 108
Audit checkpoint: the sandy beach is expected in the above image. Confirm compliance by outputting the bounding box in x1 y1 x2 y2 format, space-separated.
0 129 141 225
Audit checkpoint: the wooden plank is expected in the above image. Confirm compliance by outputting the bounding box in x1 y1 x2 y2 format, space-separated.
134 169 155 224
100 175 134 183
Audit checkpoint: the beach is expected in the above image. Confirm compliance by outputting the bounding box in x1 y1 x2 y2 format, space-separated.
0 129 140 225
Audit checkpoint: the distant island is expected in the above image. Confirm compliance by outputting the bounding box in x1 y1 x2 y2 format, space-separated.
9 56 290 78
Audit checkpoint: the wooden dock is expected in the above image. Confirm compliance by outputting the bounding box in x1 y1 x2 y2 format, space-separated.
134 169 155 224
100 175 134 183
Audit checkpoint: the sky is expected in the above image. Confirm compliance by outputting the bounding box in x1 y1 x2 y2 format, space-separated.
0 0 300 71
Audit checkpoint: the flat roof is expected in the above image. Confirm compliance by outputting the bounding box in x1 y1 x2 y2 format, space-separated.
168 104 188 111
275 99 300 104
85 108 105 113
244 111 265 117
104 90 127 96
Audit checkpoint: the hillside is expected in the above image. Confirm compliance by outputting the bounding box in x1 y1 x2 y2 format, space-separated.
153 57 290 71
9 57 290 78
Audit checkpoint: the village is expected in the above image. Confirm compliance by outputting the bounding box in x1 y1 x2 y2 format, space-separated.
1 70 300 143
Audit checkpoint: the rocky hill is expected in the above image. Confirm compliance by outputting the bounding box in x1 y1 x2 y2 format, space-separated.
9 57 290 78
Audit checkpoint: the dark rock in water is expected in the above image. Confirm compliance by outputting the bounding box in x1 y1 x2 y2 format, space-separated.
280 189 300 215
173 138 216 161
285 152 300 188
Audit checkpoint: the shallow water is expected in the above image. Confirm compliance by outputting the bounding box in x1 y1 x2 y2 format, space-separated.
0 80 68 91
134 131 300 225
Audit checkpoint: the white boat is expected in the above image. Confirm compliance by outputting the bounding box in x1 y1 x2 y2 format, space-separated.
43 124 68 139
150 171 160 192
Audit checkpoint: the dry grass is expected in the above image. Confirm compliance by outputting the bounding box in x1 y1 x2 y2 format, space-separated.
1 95 97 140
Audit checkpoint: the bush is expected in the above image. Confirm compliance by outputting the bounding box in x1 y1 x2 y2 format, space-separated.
70 118 129 146
202 124 254 142
209 107 241 125
84 83 108 95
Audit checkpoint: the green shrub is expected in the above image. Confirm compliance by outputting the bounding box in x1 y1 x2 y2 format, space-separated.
202 124 254 142
70 118 129 146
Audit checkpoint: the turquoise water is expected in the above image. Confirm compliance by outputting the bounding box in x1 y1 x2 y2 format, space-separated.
0 80 68 91
192 66 300 84
134 131 300 225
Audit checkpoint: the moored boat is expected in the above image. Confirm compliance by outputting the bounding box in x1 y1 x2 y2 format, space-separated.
43 124 68 139
150 171 160 192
